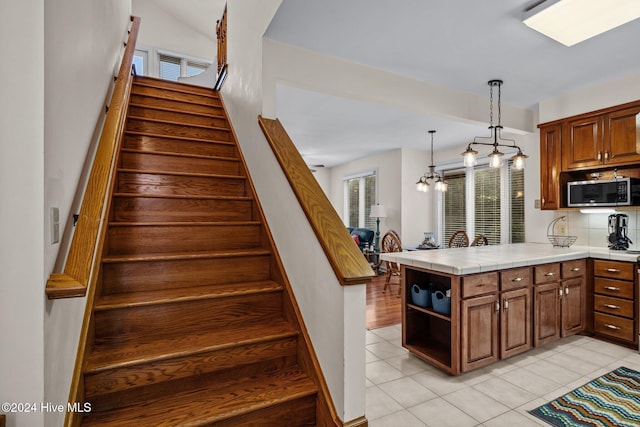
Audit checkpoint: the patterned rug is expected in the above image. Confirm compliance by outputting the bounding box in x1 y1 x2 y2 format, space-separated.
529 366 640 427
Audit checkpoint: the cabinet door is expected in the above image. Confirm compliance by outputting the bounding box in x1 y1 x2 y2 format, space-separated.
605 106 640 166
562 116 604 170
501 287 532 359
539 124 561 210
534 282 561 346
561 277 585 337
461 294 499 372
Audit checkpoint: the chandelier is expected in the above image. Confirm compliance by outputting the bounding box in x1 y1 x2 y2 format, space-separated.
460 80 528 169
416 130 447 192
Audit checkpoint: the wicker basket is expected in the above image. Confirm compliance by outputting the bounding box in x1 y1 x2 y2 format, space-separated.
547 216 577 247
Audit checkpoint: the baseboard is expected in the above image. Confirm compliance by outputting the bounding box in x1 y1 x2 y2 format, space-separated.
343 415 368 427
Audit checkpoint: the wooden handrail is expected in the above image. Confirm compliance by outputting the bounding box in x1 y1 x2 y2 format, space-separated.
258 117 374 286
45 16 141 299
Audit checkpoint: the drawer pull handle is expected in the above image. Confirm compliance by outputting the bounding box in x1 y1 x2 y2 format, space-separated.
571 267 580 272
565 287 569 296
604 286 620 291
605 268 621 273
604 304 620 310
504 299 509 310
512 277 523 282
605 324 621 330
544 272 555 276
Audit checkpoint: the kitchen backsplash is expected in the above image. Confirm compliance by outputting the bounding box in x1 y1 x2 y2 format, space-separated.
555 210 640 250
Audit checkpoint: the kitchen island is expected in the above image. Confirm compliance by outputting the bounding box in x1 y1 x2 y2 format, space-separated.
381 243 638 375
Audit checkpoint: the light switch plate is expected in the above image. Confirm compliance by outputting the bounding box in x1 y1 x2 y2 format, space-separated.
534 199 540 209
51 207 60 244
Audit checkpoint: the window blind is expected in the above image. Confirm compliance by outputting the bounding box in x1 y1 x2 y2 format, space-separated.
442 170 466 246
474 166 501 245
186 61 207 77
159 54 181 81
510 166 525 243
347 178 360 228
364 175 377 230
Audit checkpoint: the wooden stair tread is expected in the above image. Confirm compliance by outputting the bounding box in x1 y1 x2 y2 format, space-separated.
124 130 235 146
127 115 230 133
120 148 239 162
117 167 246 180
85 320 297 372
95 281 283 310
128 102 225 119
108 220 261 227
133 78 219 99
102 248 272 263
112 193 252 201
82 367 317 426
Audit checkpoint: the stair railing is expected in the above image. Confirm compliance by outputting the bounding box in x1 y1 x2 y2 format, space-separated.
258 117 374 286
45 16 141 299
214 4 227 90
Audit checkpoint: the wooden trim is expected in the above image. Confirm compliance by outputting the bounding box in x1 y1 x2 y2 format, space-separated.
258 117 374 286
343 416 368 427
0 413 5 427
46 16 140 299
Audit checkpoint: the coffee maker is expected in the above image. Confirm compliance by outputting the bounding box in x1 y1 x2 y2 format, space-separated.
608 213 632 250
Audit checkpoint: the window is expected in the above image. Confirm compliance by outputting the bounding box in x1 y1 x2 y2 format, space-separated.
158 53 211 81
133 49 148 76
441 161 524 245
344 172 377 229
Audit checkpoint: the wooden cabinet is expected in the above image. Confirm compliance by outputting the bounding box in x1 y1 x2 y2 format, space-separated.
461 293 499 372
593 259 637 345
538 100 640 209
605 105 640 166
562 116 604 171
500 286 532 359
540 124 561 210
533 260 586 347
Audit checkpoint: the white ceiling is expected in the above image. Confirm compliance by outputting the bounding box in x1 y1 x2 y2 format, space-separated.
264 0 640 167
147 0 640 168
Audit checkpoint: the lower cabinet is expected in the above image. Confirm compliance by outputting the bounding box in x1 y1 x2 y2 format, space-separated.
533 260 586 347
461 293 499 372
501 286 532 359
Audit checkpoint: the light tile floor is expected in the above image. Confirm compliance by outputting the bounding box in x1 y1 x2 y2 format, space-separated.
366 324 640 427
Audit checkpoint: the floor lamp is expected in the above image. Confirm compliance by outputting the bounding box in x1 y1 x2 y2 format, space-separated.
369 204 387 252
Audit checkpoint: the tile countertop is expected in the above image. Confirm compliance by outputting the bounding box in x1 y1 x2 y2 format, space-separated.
380 242 640 276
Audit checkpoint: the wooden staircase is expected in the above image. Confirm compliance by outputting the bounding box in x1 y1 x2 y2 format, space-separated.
79 76 320 426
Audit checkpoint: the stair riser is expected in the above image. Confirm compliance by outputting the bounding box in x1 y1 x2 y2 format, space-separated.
117 172 246 197
212 395 317 427
128 105 228 128
123 134 236 159
129 94 223 116
94 292 283 343
107 223 262 255
127 118 232 142
101 254 272 294
85 336 298 399
120 151 240 176
131 84 221 106
113 197 253 222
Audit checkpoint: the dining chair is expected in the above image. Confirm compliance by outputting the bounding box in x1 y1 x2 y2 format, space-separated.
471 234 489 246
381 230 402 296
448 230 469 248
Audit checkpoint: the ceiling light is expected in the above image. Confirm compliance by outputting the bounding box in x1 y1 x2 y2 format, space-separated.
416 130 447 192
461 80 528 169
522 0 640 47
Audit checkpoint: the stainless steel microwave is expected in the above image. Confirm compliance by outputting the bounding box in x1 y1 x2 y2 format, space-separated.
567 178 640 207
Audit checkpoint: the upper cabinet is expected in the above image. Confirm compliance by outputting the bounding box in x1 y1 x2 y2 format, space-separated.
539 100 640 209
606 106 640 166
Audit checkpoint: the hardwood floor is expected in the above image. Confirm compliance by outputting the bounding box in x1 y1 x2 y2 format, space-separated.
366 273 402 330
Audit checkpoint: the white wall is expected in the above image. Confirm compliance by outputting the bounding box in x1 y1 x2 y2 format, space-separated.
43 1 132 426
0 1 45 426
401 149 433 245
222 0 367 423
132 0 215 64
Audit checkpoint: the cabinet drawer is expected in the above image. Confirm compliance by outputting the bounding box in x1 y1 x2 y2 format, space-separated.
594 312 635 342
562 259 586 279
594 295 635 319
593 259 635 281
594 278 634 299
461 272 498 298
534 263 560 284
500 267 531 291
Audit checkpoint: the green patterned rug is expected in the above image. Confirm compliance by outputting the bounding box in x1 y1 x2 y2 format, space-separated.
529 366 640 427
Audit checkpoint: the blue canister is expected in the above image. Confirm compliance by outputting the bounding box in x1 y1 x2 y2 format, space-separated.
411 284 431 308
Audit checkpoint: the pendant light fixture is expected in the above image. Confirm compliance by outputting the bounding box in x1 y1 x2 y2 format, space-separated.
416 130 447 192
461 80 528 170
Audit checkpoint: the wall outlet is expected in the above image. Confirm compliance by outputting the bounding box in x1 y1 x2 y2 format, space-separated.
51 207 60 244
559 224 566 235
